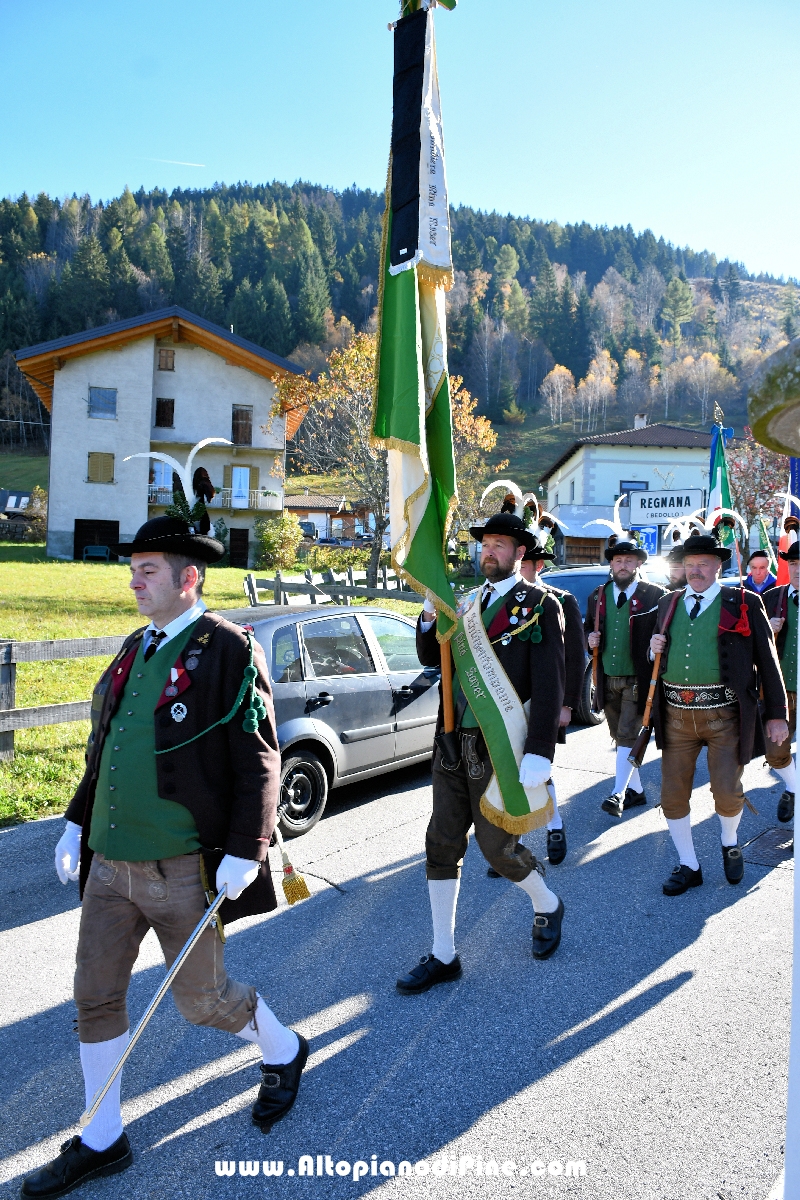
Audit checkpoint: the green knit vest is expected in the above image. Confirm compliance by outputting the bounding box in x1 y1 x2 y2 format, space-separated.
602 584 635 678
456 589 509 729
780 597 798 693
662 595 722 686
89 623 201 862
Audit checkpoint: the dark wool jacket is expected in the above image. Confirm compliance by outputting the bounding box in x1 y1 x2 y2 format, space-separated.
764 585 795 666
66 611 281 924
631 585 788 766
416 580 565 761
540 580 584 713
584 578 667 711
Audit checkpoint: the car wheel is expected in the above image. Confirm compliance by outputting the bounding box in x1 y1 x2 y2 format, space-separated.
575 661 606 726
278 750 329 838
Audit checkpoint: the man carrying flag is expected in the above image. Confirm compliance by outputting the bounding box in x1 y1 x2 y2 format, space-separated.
371 2 566 992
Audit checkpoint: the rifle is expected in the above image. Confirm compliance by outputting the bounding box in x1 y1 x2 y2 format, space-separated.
591 585 601 693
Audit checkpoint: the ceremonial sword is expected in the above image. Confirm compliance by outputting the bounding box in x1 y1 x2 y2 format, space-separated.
79 885 227 1129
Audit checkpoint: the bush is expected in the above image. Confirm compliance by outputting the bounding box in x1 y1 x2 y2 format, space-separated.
254 511 304 570
24 485 48 542
306 545 391 573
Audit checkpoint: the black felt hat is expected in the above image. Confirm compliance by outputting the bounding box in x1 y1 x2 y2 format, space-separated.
675 532 732 563
780 542 800 562
114 516 225 562
666 545 686 565
604 538 648 564
470 511 537 552
522 533 556 563
747 548 770 564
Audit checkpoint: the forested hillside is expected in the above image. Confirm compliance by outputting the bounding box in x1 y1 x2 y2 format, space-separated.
0 181 797 476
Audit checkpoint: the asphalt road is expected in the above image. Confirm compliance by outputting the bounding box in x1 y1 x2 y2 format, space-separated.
0 720 792 1200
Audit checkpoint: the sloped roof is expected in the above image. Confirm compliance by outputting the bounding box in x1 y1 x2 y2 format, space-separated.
14 305 305 436
284 494 361 512
539 423 716 483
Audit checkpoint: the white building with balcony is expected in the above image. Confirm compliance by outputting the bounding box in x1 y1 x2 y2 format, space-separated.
15 306 305 567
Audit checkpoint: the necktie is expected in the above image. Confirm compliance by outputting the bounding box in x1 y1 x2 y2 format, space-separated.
793 594 798 608
616 591 627 609
689 593 703 620
481 587 493 612
144 630 167 661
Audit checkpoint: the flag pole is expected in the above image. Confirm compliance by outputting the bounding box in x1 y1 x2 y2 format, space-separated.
440 639 455 732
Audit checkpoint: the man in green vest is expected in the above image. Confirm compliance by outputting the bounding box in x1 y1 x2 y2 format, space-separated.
642 531 788 895
23 517 306 1200
764 542 799 823
585 541 666 817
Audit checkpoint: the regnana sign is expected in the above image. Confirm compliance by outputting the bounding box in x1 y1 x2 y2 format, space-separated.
629 489 703 525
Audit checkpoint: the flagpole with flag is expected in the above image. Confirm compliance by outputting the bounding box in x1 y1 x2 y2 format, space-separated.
372 0 459 732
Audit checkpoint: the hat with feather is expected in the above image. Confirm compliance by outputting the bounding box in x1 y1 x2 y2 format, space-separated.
473 481 567 558
583 495 648 563
671 505 748 563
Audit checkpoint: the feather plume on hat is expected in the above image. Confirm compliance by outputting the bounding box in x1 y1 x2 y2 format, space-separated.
776 491 800 544
685 505 749 539
583 494 630 540
125 437 232 535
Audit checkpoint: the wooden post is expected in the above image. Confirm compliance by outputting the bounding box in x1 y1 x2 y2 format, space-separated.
274 570 282 605
0 643 15 761
305 568 316 604
346 566 353 606
440 636 455 734
381 564 388 591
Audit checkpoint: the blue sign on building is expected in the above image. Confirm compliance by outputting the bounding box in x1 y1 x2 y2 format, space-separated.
632 525 659 556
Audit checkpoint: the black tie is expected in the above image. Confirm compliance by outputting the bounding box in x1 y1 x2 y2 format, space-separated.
481 587 493 613
616 591 627 609
144 630 167 661
689 594 703 620
793 594 798 608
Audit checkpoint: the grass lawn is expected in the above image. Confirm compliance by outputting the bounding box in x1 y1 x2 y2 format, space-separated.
0 453 50 493
0 546 424 826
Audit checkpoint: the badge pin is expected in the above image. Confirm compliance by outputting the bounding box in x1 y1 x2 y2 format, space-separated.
171 702 188 722
165 685 178 697
509 616 519 625
501 634 512 646
515 591 526 602
185 657 200 671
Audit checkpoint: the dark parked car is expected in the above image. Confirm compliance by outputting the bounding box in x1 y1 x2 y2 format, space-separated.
316 536 342 547
298 521 318 540
539 565 611 727
242 605 439 838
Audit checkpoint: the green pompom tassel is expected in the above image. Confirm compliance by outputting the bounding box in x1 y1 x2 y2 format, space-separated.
253 696 267 720
243 712 259 733
529 628 542 643
243 664 258 682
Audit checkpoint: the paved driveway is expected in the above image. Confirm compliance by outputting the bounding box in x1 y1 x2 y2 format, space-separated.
0 721 791 1199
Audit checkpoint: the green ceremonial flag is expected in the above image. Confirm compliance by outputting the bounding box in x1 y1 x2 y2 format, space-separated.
372 4 458 631
708 424 733 544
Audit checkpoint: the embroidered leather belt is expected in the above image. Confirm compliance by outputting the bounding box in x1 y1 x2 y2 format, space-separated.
664 682 737 710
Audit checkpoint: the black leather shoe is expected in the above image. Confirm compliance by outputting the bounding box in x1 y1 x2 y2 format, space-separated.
546 828 566 865
531 898 564 959
601 792 625 818
624 787 647 808
396 953 462 994
777 790 795 823
252 1034 309 1133
722 844 744 885
20 1134 132 1197
662 864 703 896
486 867 501 878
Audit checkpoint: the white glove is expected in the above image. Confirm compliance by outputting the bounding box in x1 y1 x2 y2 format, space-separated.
216 854 260 902
55 821 82 884
519 753 551 789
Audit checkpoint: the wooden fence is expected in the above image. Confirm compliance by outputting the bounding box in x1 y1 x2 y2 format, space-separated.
243 565 428 606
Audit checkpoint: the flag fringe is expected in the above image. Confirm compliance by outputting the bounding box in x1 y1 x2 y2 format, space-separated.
479 793 555 835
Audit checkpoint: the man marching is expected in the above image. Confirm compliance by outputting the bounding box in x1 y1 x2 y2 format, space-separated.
585 540 666 816
764 542 799 823
396 508 566 994
22 517 307 1200
638 529 788 894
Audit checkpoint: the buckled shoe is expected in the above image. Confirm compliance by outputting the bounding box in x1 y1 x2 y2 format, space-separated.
546 828 566 865
252 1034 309 1133
396 953 462 994
20 1134 132 1197
624 787 647 808
531 898 564 959
722 844 744 885
601 792 625 818
662 864 703 896
777 790 795 823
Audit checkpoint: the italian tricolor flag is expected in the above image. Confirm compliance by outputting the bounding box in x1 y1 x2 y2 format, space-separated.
372 4 457 632
708 424 733 544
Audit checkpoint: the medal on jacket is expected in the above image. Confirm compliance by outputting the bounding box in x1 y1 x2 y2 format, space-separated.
165 667 179 698
171 702 187 722
509 605 520 626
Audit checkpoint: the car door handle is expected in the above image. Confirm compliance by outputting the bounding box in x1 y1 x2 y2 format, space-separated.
308 692 333 709
393 686 415 696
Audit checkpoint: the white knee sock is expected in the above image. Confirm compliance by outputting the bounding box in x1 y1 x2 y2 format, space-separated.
546 780 563 831
775 760 796 794
236 995 299 1066
718 811 742 848
615 746 641 793
80 1031 129 1152
515 867 559 914
429 878 460 965
666 816 699 871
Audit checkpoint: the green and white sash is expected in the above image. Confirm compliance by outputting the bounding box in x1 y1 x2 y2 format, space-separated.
451 588 554 834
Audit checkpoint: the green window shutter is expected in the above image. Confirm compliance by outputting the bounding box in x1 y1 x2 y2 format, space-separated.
249 466 260 491
223 464 232 490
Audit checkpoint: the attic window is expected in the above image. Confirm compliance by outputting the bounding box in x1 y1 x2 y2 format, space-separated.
88 386 117 419
158 349 175 371
232 404 253 446
155 398 174 428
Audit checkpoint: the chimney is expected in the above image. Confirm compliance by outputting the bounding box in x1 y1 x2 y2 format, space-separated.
634 413 647 429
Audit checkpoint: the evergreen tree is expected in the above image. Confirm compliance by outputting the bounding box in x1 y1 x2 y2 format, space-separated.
307 206 338 281
166 223 188 291
530 255 560 351
262 276 295 357
106 229 140 317
455 233 482 273
660 277 694 346
177 255 223 322
138 222 173 290
295 247 330 343
54 235 111 331
780 283 797 341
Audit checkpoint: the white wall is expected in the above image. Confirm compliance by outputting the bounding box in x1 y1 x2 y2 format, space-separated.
547 445 708 512
48 339 153 558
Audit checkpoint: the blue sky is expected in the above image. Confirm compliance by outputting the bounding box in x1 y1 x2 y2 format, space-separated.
3 0 798 278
